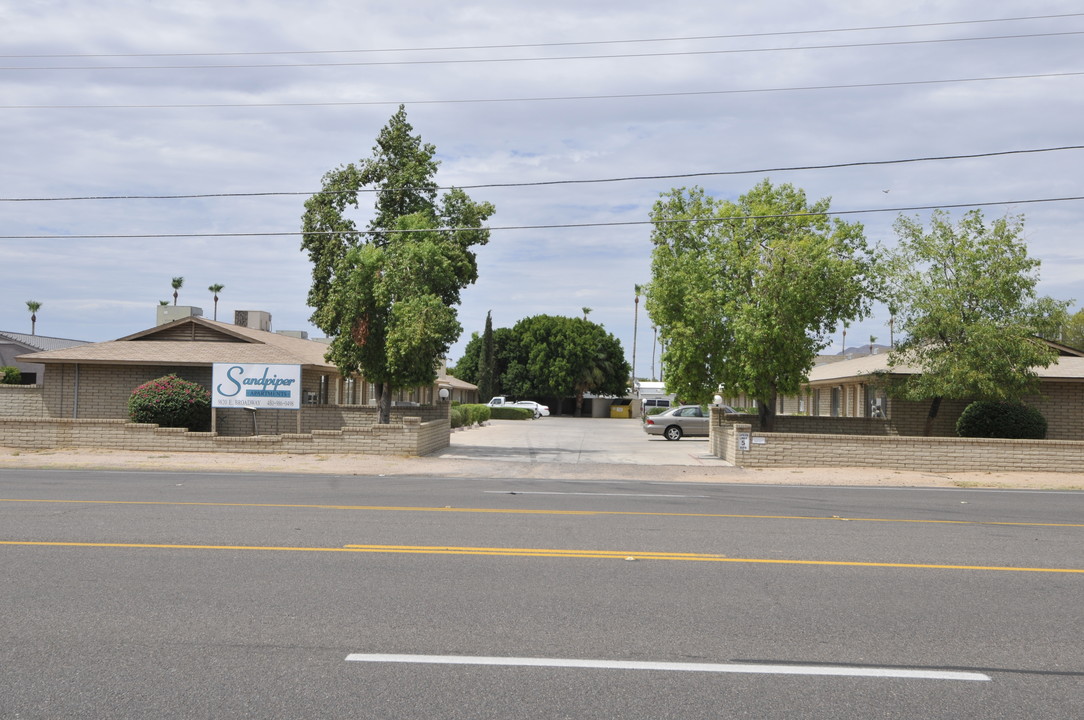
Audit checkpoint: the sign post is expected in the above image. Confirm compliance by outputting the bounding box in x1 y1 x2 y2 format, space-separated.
212 365 303 435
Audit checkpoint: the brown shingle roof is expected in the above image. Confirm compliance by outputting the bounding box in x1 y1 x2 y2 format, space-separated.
16 317 336 369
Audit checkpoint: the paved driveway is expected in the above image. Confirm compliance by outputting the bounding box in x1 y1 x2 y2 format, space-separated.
435 416 732 466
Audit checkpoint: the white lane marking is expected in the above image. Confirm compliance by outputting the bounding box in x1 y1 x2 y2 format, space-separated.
484 491 709 498
344 653 991 682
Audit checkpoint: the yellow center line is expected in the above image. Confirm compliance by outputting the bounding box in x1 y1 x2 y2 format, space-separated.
1 540 1082 573
2 497 1082 528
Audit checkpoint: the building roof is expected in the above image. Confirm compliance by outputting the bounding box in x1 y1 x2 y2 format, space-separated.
438 374 478 391
805 350 1084 385
16 316 337 369
0 331 90 352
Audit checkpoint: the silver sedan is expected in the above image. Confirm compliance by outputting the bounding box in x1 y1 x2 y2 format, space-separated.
642 404 735 441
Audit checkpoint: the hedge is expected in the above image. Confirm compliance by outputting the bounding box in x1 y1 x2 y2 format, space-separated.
955 400 1047 440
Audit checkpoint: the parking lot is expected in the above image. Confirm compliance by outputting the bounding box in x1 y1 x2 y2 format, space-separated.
436 415 731 467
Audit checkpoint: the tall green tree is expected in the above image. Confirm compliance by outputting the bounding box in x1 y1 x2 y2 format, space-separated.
478 311 496 401
885 209 1068 434
502 315 630 416
646 181 878 429
301 106 494 423
452 325 513 393
1054 308 1084 350
171 277 184 306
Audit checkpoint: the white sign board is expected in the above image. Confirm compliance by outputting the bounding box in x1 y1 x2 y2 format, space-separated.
737 433 751 451
212 363 302 410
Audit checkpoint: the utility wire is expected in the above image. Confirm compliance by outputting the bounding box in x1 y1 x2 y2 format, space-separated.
2 145 1081 203
4 70 1082 109
5 31 1081 70
2 196 1081 240
5 12 1081 58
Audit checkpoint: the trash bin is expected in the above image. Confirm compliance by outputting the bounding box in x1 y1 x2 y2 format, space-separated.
609 400 632 419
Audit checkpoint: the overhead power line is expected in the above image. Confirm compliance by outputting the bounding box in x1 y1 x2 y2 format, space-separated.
2 196 1081 240
4 12 1081 58
4 70 1082 109
2 145 1081 203
5 31 1082 71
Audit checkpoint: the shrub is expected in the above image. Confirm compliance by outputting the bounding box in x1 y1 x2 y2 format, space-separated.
0 366 21 384
128 374 212 431
464 404 492 425
490 406 533 420
956 400 1047 440
450 404 490 428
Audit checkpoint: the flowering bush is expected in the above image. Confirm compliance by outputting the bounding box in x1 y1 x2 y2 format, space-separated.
128 374 212 430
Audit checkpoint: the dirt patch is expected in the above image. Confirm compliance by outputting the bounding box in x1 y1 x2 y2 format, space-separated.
1 446 1082 490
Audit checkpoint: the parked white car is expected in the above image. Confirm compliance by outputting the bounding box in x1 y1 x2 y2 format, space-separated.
513 400 550 418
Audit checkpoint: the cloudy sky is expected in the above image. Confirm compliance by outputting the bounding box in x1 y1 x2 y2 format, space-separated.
2 1 1082 379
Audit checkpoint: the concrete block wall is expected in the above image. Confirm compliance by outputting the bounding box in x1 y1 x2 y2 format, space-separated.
0 415 450 456
0 385 45 417
709 409 1084 473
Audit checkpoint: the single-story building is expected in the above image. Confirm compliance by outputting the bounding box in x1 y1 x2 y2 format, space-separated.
720 341 1084 439
0 331 89 385
4 313 473 443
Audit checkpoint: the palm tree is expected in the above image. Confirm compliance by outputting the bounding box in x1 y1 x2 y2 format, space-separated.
26 300 41 335
888 302 898 347
582 306 592 320
869 335 877 355
632 284 643 382
208 283 224 321
159 300 170 306
171 276 184 306
841 321 849 355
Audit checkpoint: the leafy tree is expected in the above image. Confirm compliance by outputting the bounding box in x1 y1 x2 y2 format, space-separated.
301 106 494 423
885 209 1068 434
1054 308 1084 350
502 315 630 416
478 311 496 400
452 325 514 394
26 300 41 335
646 181 878 430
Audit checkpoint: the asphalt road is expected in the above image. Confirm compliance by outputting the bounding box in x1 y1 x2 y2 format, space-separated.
2 469 1082 719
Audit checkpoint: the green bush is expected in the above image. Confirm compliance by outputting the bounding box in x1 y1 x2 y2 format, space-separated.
466 404 491 425
450 404 491 428
127 374 212 431
0 366 21 384
490 406 533 420
645 406 668 416
955 400 1047 439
